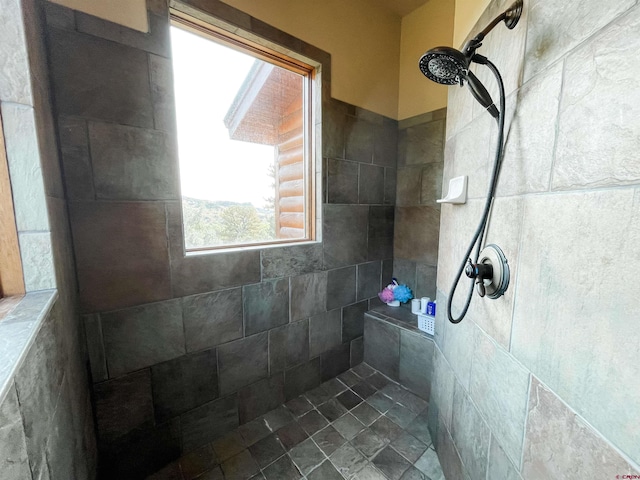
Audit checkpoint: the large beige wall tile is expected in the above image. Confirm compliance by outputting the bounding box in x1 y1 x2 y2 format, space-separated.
512 189 640 463
522 378 640 479
451 380 490 479
2 103 49 231
497 62 562 197
487 436 522 480
436 200 483 297
430 346 455 431
441 313 476 390
0 0 32 104
524 0 635 81
470 328 530 466
553 6 640 190
463 197 524 349
445 115 493 200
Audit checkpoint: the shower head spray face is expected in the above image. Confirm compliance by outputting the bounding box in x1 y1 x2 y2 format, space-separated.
418 0 524 85
418 47 469 85
419 46 499 118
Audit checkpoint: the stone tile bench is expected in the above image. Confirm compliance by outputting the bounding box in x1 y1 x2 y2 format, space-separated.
363 306 434 401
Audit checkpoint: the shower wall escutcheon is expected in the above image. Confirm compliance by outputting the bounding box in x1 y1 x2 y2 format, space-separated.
465 244 510 300
418 0 523 324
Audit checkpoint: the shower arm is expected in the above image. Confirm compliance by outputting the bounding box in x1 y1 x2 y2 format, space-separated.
462 15 505 57
462 0 523 58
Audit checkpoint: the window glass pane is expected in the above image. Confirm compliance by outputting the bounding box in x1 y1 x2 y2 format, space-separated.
170 24 309 250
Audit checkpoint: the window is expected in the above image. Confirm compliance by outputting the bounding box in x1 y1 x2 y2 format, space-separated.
0 112 25 310
170 13 318 252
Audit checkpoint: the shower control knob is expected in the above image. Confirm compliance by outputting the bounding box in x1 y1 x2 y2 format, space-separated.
464 261 493 281
465 260 494 298
476 280 486 297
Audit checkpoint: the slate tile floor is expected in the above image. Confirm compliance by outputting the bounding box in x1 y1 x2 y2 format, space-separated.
147 363 444 480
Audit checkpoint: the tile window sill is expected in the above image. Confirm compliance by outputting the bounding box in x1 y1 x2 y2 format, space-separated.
0 290 57 405
0 295 23 321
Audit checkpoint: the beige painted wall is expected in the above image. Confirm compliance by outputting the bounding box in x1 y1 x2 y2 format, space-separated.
453 0 491 47
221 0 402 119
46 0 463 119
398 0 454 120
49 0 148 31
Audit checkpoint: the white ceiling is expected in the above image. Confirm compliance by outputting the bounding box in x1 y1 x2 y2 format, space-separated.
367 0 432 17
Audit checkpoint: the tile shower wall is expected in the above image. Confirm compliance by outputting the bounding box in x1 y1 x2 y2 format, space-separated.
393 109 445 301
0 0 96 479
431 0 640 478
42 0 396 477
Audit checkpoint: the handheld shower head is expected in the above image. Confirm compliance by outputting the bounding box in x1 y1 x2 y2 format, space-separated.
419 46 499 118
418 0 523 118
418 47 469 86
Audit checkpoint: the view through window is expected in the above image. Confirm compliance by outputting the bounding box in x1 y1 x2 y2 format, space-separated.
170 19 314 251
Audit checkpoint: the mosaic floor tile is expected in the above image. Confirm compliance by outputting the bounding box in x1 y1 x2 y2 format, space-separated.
313 425 347 456
332 413 366 440
386 403 418 429
306 460 344 480
179 444 217 479
330 443 368 478
391 431 428 463
298 410 330 436
237 419 271 448
289 438 325 475
352 363 375 378
248 434 285 468
338 370 362 387
275 422 308 451
414 449 445 480
322 378 349 396
373 447 411 480
285 396 314 417
351 402 382 426
220 450 259 480
351 428 387 458
370 416 404 444
318 398 349 422
367 373 390 390
399 392 428 414
262 455 301 480
213 432 245 462
336 390 364 410
367 391 395 414
147 364 444 480
262 406 294 431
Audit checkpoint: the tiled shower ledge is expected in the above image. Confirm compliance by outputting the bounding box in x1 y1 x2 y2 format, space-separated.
366 306 434 339
147 363 444 480
0 290 57 405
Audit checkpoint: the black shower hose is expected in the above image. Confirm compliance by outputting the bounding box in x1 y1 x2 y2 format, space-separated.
447 57 506 324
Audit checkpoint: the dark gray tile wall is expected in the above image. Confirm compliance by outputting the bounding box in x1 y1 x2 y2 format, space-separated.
151 349 218 422
0 384 31 479
0 0 96 478
363 313 433 401
42 0 396 476
432 0 640 478
393 109 446 302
